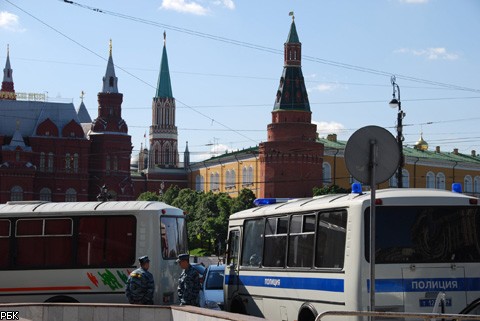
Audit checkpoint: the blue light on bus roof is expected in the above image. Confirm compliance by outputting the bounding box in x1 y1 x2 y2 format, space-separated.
351 183 363 194
452 183 462 193
253 198 278 206
253 198 292 207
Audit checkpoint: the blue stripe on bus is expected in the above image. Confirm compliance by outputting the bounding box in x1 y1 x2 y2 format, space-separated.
225 275 344 292
225 275 480 293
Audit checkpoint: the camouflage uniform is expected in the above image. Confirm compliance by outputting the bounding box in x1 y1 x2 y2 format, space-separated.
125 267 154 305
177 264 201 306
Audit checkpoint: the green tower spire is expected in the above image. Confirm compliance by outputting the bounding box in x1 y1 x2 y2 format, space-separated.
156 31 173 98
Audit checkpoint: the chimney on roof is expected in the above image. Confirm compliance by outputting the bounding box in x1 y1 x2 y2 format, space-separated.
472 150 477 157
453 148 459 155
327 134 337 142
436 146 440 153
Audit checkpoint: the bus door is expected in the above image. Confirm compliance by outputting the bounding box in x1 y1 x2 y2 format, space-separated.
402 267 467 313
226 229 241 303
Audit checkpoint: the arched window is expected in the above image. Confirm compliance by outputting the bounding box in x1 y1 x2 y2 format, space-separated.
196 175 204 191
474 176 480 195
231 169 236 188
113 156 118 171
39 188 52 201
65 188 77 202
402 169 410 188
426 172 435 188
39 152 45 172
215 172 220 190
73 153 79 173
464 175 473 193
210 173 215 191
65 153 71 172
248 166 254 185
48 152 54 173
10 185 23 201
225 170 230 187
109 76 114 87
322 162 332 186
165 147 170 165
436 172 446 190
242 167 247 186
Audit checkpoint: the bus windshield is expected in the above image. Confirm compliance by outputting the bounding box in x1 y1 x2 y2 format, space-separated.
161 216 188 259
365 206 480 264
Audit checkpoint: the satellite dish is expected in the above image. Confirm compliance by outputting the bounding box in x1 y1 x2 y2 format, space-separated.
345 125 400 185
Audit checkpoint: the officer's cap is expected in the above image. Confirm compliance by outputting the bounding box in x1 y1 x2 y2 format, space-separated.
176 253 190 263
139 255 150 264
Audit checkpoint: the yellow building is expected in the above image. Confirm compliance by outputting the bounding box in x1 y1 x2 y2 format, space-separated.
188 133 480 197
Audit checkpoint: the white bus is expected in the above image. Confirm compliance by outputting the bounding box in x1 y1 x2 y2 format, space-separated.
224 187 480 321
0 201 187 304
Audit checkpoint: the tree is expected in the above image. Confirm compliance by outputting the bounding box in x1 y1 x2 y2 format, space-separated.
137 191 161 201
231 188 256 214
312 184 348 196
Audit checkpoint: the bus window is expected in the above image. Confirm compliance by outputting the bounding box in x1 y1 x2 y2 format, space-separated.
77 216 136 266
241 219 264 267
161 217 188 259
0 220 10 268
16 218 73 268
264 216 288 267
77 217 106 266
288 214 315 268
105 216 136 264
315 210 347 269
366 206 480 263
227 230 240 266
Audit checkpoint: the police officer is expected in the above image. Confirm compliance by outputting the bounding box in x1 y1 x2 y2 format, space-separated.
125 255 155 305
177 253 201 306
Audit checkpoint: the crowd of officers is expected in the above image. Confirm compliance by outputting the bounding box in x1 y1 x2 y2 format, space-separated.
125 253 201 306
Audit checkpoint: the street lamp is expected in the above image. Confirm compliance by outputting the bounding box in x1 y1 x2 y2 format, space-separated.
389 75 406 188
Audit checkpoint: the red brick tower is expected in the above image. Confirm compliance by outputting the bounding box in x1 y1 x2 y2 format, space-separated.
89 40 133 200
259 15 324 198
149 32 179 169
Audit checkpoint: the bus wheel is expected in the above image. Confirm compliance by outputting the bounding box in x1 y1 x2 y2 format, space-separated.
230 298 246 315
298 305 317 321
45 295 78 303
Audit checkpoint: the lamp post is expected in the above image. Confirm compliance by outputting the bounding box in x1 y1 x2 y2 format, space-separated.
389 76 406 188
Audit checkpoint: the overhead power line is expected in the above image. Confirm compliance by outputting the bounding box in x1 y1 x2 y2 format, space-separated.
57 0 480 94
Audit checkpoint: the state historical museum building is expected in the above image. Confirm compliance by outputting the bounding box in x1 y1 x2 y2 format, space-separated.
0 44 135 202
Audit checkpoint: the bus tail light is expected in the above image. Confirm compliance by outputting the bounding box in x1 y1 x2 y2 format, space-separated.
470 198 478 205
375 199 383 205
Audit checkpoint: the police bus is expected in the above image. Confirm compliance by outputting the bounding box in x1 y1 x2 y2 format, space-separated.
0 201 187 304
224 186 480 321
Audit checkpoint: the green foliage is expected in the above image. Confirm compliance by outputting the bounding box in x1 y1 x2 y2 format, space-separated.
137 191 161 201
312 184 348 196
231 188 256 214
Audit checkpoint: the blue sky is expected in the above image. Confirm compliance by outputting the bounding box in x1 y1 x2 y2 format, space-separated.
1 0 480 162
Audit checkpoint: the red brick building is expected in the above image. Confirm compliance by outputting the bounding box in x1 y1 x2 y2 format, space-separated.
0 43 134 203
